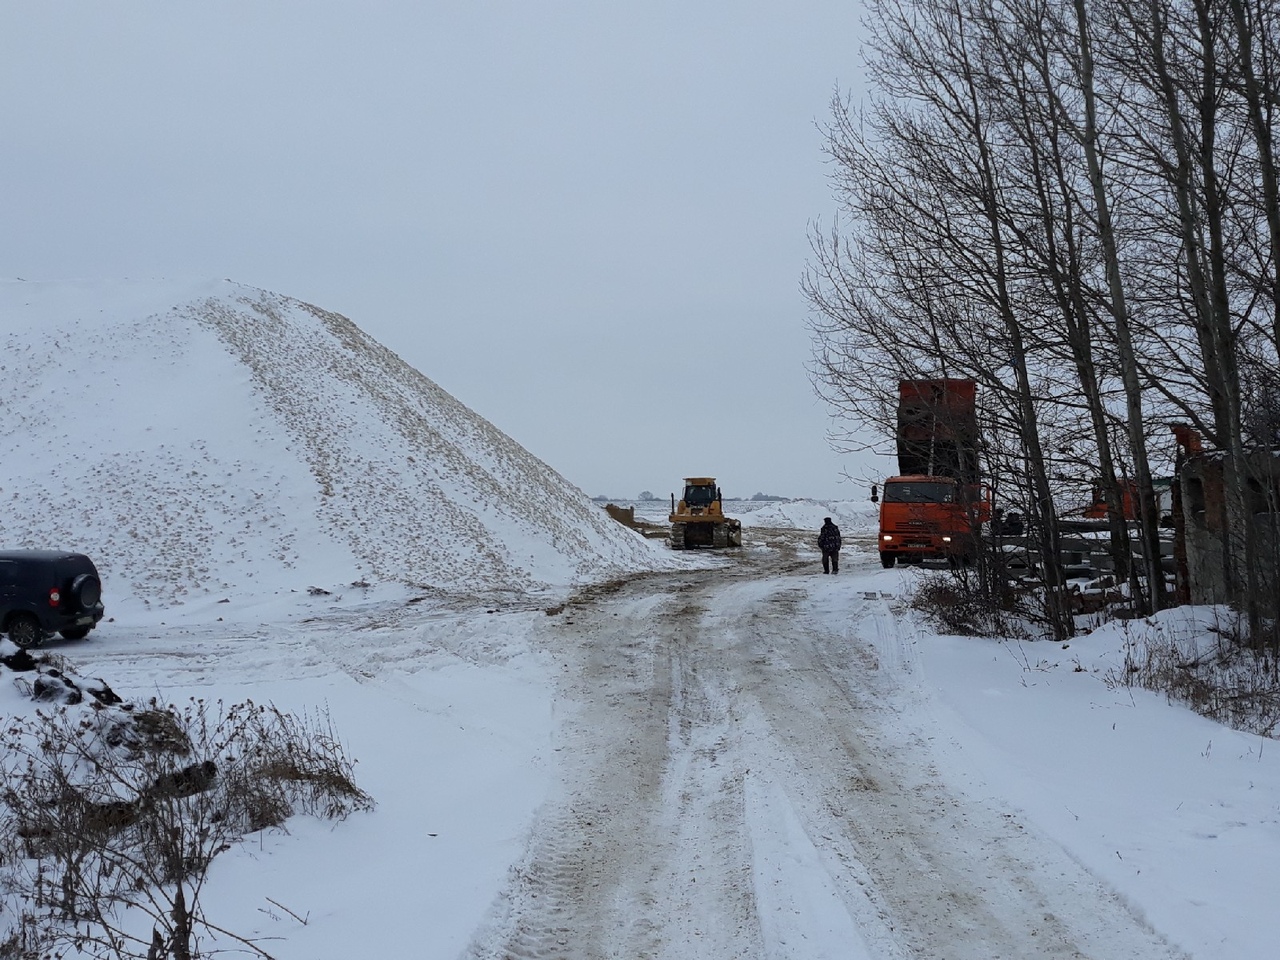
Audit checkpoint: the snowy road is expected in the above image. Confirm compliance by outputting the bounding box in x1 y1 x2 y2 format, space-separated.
463 536 1186 960
61 529 1201 959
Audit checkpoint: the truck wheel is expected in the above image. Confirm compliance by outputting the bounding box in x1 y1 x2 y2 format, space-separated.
880 553 896 569
8 614 43 649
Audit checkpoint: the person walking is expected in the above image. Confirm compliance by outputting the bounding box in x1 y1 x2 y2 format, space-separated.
818 517 842 574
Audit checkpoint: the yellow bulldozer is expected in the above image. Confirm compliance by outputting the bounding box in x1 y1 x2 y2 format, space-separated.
669 477 743 549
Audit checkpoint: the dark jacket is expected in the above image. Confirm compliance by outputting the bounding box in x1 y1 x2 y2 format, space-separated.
818 521 842 552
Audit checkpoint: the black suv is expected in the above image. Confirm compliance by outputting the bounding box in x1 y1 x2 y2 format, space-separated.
0 551 105 648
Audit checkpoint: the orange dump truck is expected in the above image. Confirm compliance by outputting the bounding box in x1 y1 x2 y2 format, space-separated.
877 380 989 568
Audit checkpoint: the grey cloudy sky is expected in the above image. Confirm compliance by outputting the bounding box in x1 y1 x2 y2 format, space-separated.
2 2 888 501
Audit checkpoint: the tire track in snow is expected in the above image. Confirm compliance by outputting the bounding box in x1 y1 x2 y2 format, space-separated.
462 580 765 960
461 552 1189 960
723 569 1189 960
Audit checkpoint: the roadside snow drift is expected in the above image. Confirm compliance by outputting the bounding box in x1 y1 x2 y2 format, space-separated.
0 279 675 608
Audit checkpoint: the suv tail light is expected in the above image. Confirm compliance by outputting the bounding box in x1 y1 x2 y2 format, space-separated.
48 588 60 607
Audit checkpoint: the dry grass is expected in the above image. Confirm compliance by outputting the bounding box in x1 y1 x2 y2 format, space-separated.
906 570 1035 639
1105 612 1280 737
0 698 373 959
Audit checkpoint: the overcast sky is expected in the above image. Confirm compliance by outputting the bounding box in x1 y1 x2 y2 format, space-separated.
2 2 888 501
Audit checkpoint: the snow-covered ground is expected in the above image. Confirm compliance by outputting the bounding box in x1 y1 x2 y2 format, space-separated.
625 496 879 539
2 280 1276 958
920 606 1280 960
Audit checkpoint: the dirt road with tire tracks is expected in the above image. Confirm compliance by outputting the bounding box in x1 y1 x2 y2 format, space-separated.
462 533 1188 960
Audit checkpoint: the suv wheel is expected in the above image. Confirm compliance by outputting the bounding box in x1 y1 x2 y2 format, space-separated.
70 574 102 610
8 613 43 649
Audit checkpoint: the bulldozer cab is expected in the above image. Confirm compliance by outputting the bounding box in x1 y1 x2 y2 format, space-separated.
683 482 718 507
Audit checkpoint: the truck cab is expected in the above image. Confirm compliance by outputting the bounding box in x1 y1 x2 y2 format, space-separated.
877 475 989 567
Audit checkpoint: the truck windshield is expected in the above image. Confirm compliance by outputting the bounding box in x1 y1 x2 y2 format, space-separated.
884 481 955 504
684 485 716 506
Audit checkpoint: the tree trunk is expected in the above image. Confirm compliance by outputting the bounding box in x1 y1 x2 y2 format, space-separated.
1143 0 1262 635
1072 0 1166 609
956 9 1074 638
1226 0 1280 355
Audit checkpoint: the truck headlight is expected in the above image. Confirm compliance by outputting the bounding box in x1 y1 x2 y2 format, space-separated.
882 535 893 541
942 536 952 543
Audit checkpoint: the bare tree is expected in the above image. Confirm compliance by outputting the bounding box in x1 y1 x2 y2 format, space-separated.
1104 0 1265 634
808 0 1080 638
811 0 1280 642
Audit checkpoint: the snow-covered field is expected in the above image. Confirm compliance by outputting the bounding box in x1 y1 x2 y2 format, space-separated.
2 280 1276 958
623 496 879 538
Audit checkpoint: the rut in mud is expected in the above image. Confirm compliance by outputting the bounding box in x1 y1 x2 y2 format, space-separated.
464 545 1188 960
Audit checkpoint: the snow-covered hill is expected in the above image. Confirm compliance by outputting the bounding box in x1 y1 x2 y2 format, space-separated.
0 279 679 612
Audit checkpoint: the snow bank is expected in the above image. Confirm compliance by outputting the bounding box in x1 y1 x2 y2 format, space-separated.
919 603 1280 960
626 498 879 537
736 498 878 536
